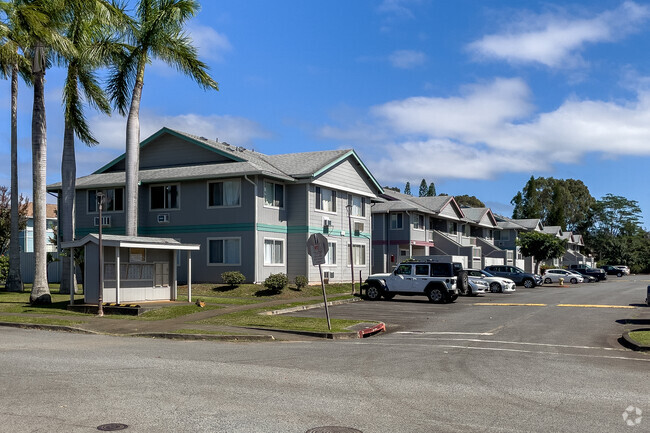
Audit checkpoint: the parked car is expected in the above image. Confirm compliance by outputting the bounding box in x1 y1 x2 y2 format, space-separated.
483 265 543 288
599 265 625 277
467 269 516 293
543 269 583 284
569 264 607 281
614 265 630 275
365 260 459 303
467 277 488 296
570 270 596 283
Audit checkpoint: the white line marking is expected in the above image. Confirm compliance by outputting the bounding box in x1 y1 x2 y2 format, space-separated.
390 336 624 351
396 331 495 336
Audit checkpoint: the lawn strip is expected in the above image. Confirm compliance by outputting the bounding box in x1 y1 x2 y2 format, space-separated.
629 330 650 346
0 315 85 326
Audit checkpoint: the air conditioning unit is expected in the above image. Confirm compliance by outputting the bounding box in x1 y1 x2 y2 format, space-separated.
323 218 333 227
93 216 111 227
324 271 334 279
354 222 364 233
157 213 170 224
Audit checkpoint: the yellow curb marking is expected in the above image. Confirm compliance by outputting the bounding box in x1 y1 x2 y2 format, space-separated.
556 304 636 309
473 303 547 307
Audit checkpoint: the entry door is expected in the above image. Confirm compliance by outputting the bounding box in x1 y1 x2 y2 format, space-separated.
390 264 414 292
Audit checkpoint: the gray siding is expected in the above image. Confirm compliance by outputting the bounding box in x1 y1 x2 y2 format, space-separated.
440 202 459 219
314 158 375 195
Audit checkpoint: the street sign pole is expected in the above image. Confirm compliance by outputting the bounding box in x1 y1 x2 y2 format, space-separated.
318 264 331 330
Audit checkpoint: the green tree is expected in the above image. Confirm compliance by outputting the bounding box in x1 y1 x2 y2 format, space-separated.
403 181 411 195
454 194 485 208
591 194 642 237
418 179 427 197
426 182 436 197
58 0 125 294
108 0 219 236
517 231 566 274
0 185 29 256
0 0 32 292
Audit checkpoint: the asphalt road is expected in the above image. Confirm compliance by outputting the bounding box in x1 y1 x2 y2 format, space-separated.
0 276 648 432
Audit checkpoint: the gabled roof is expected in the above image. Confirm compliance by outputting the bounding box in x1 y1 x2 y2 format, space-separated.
372 191 466 221
462 207 498 227
48 127 383 194
511 218 543 231
25 203 57 219
542 226 563 236
61 233 200 250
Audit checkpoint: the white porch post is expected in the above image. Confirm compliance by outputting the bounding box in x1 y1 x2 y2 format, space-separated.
172 250 178 301
187 251 192 303
69 247 75 305
115 246 121 304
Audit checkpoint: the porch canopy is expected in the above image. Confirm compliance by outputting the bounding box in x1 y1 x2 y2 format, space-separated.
61 234 200 305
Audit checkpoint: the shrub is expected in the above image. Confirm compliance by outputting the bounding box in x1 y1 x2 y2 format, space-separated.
0 255 8 285
294 275 308 289
221 271 245 287
264 273 288 292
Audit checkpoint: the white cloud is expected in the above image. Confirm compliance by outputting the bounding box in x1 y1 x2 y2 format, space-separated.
377 0 418 19
320 77 650 184
187 23 232 62
388 50 427 69
468 1 650 67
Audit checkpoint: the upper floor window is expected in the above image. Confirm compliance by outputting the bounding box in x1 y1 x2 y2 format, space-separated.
264 181 284 208
316 187 336 213
151 184 179 210
88 188 124 213
390 213 403 230
449 221 458 234
208 180 240 207
347 194 365 217
413 214 425 230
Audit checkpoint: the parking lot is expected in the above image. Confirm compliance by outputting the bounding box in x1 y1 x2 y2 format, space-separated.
292 275 650 354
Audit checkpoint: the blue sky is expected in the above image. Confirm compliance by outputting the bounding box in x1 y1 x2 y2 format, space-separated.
2 0 650 227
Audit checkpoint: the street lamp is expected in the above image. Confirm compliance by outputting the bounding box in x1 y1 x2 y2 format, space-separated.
346 204 355 295
96 191 105 317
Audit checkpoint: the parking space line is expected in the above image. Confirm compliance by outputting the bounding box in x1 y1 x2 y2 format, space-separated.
473 303 547 307
396 331 495 336
556 304 637 309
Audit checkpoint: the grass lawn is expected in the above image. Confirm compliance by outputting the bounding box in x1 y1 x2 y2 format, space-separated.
0 315 85 326
0 290 88 316
628 330 650 346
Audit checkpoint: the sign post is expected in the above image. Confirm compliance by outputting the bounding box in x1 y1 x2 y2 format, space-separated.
307 233 331 331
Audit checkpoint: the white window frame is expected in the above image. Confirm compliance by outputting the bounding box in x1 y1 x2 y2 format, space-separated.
350 243 366 266
87 187 125 214
150 183 181 211
263 238 285 266
323 241 337 266
207 237 241 266
315 186 337 214
347 194 365 217
207 179 241 208
263 181 285 209
390 213 404 230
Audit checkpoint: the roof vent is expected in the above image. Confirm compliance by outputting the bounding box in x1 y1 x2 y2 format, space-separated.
223 141 230 146
236 146 245 152
199 136 208 141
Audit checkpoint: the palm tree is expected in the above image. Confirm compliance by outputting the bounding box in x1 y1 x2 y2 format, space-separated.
58 0 126 294
108 0 218 236
16 0 73 304
0 1 32 293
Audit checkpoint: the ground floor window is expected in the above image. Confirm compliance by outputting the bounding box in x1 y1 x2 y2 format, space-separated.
325 242 336 265
208 238 240 265
264 239 284 265
352 244 366 266
154 262 169 287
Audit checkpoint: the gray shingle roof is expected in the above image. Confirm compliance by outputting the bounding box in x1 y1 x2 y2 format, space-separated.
262 149 352 177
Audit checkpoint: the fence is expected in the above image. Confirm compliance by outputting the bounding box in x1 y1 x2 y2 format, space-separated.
19 252 62 284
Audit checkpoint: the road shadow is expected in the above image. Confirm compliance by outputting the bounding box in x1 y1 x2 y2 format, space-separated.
629 303 649 308
616 319 650 325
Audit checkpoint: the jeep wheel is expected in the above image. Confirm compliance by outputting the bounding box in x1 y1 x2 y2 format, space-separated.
490 282 501 293
426 286 445 303
457 271 469 296
366 285 381 301
523 278 535 288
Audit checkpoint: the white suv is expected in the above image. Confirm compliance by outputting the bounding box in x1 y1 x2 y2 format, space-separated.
365 261 459 303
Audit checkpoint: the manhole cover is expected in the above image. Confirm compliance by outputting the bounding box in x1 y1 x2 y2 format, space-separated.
97 423 128 431
306 428 362 433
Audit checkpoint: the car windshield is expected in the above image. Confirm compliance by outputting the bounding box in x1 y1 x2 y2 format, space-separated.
482 271 494 277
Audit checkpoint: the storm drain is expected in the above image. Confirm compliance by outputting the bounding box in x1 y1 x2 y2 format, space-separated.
97 423 128 431
306 427 362 433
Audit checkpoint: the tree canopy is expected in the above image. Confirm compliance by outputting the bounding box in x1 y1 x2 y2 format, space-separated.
516 231 566 274
455 194 485 208
0 185 28 256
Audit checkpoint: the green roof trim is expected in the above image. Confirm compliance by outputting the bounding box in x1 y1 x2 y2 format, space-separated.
312 150 384 194
93 127 247 174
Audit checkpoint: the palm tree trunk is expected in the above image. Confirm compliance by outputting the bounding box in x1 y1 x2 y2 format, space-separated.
6 62 23 292
59 122 77 294
124 62 145 237
30 52 51 305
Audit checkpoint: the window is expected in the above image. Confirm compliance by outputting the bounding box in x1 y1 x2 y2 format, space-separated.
316 187 336 212
413 214 425 230
208 238 240 265
347 194 365 217
154 263 169 286
264 239 284 265
130 248 145 263
264 181 284 208
88 188 124 213
415 265 429 276
324 242 336 265
395 264 411 275
450 221 458 234
151 184 179 209
352 244 366 266
208 180 240 207
390 213 403 229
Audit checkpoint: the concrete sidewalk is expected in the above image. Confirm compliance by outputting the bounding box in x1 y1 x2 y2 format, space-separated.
0 296 384 341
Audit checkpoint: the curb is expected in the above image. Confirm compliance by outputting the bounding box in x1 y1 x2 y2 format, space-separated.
621 328 650 351
243 321 386 340
0 321 99 335
126 332 276 342
260 297 361 316
357 322 386 338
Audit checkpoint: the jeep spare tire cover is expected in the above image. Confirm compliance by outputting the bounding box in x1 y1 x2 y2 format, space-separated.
457 270 469 295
